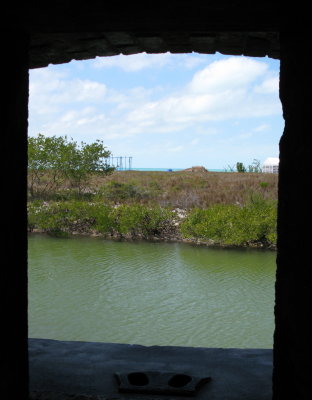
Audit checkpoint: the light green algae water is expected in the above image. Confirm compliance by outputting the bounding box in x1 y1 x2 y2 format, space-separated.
28 235 276 348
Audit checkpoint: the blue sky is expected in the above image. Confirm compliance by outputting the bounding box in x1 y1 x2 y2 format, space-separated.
28 52 283 170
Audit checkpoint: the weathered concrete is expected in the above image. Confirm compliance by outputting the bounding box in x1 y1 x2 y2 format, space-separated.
29 339 272 400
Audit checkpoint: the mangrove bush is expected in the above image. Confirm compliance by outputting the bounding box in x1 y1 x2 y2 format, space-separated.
180 196 277 246
28 134 114 198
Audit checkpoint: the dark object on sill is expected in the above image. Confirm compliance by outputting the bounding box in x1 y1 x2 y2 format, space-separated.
115 370 211 396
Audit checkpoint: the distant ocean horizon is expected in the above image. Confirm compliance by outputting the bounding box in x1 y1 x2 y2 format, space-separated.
116 167 226 172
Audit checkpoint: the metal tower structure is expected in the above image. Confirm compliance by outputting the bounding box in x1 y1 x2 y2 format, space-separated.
109 156 133 170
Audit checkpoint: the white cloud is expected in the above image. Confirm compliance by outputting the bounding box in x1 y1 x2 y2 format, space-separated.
190 138 200 145
183 56 206 69
40 79 107 105
254 123 270 132
93 53 170 71
167 145 184 153
29 68 69 93
188 57 268 93
92 52 205 71
115 57 281 133
29 68 107 117
254 77 279 94
29 55 281 155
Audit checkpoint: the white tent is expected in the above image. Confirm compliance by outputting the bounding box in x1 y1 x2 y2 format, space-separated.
262 157 279 173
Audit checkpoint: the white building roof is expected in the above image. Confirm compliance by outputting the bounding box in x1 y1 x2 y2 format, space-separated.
263 157 279 166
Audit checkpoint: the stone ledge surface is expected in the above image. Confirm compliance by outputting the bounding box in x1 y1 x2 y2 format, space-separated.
28 338 272 400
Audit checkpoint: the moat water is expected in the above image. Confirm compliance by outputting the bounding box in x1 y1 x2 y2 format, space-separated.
28 234 276 348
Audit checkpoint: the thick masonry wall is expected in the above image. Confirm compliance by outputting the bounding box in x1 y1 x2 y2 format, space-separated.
2 4 312 400
273 32 312 400
1 33 29 400
29 32 280 69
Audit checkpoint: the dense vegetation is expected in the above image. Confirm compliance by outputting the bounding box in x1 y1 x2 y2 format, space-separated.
180 194 277 246
28 134 114 197
28 193 277 247
28 134 278 247
28 201 176 240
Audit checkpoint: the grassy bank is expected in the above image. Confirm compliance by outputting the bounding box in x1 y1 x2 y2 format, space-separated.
29 169 278 208
28 170 278 248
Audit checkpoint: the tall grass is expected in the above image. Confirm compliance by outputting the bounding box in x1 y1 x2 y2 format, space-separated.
28 170 278 247
29 170 278 209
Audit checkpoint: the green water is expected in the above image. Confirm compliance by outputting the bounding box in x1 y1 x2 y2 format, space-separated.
28 234 276 348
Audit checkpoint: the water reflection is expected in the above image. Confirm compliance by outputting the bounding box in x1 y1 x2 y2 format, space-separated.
28 235 276 348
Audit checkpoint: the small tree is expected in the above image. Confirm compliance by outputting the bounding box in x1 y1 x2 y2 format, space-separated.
236 162 246 173
247 159 262 173
64 140 114 194
28 134 71 197
28 134 114 198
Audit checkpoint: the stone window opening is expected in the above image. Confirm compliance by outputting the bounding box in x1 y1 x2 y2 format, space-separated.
27 51 281 400
2 3 311 394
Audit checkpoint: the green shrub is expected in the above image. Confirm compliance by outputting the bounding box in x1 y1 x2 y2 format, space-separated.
28 201 174 238
259 181 269 189
99 181 147 202
28 193 277 246
111 204 173 238
149 180 162 191
28 200 112 235
181 196 277 246
91 203 115 234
